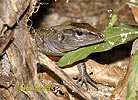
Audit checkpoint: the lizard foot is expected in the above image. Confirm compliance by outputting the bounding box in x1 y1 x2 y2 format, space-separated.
77 62 98 90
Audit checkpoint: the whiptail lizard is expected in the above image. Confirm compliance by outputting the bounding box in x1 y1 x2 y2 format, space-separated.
34 22 105 89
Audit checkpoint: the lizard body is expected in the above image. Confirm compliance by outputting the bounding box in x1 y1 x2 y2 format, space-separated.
34 22 105 88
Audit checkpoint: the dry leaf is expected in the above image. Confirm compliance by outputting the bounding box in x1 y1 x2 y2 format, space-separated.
63 59 126 87
129 0 138 24
86 59 126 86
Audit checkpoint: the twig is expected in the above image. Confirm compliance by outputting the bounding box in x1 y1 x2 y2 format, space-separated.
38 52 95 100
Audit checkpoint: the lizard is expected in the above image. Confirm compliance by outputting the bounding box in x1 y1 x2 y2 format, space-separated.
34 22 105 89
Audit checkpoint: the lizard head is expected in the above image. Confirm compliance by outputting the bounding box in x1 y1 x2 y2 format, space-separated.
48 22 105 53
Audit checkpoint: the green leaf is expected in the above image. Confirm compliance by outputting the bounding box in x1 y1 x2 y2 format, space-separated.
127 50 138 100
57 25 138 67
106 14 117 29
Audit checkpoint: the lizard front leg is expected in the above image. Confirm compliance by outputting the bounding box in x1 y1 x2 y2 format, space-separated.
77 62 98 90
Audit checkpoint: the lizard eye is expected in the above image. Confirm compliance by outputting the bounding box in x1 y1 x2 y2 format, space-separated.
58 33 64 41
74 30 86 40
76 31 84 36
